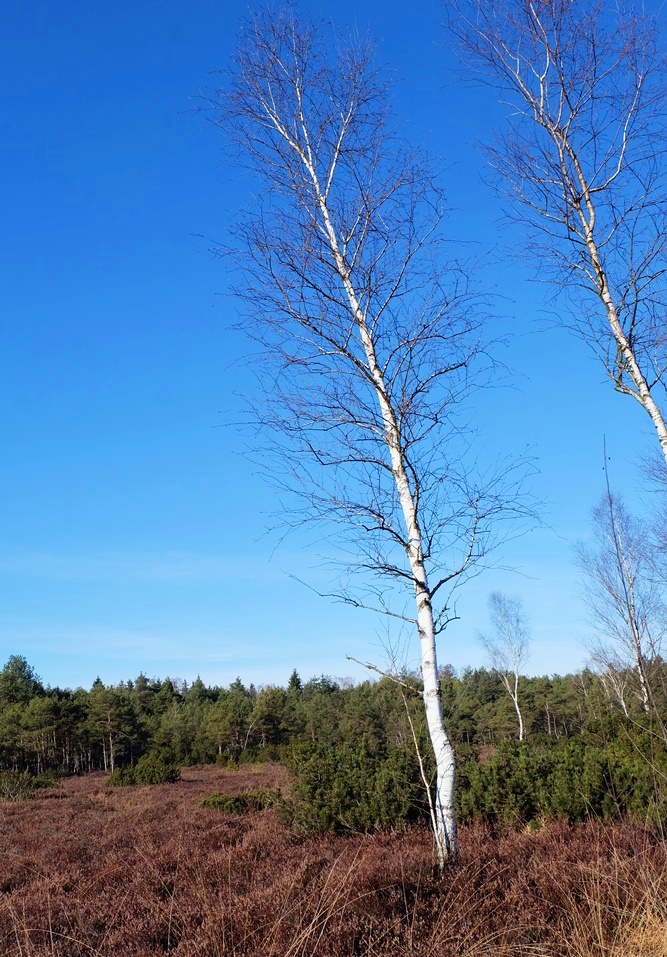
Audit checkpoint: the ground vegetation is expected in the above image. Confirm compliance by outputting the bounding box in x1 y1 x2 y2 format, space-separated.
0 764 665 956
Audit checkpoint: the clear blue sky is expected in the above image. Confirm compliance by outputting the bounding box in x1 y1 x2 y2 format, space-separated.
1 0 663 691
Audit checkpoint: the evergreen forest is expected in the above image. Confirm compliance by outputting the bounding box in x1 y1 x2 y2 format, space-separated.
2 654 666 833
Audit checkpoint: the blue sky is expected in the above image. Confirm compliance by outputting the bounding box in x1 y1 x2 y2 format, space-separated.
1 0 663 691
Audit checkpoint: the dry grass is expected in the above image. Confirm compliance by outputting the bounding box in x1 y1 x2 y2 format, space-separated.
0 765 664 956
548 839 667 957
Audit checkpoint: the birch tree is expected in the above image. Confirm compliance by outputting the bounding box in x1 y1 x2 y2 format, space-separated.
577 489 667 745
448 0 667 467
479 591 530 740
590 648 632 718
216 8 527 867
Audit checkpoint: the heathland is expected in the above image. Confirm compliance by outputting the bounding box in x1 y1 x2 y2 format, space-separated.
1 655 667 955
1 763 666 957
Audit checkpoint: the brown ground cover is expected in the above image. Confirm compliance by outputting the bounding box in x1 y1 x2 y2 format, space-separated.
1 764 665 956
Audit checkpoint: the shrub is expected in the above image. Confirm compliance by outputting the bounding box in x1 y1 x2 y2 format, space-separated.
285 741 427 834
238 745 284 765
0 770 61 802
456 741 546 826
200 788 283 813
0 771 38 802
456 737 667 829
109 752 180 787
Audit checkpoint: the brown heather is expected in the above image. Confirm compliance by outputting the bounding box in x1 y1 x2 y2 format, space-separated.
0 765 665 957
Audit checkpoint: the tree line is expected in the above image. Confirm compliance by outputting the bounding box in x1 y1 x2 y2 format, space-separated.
1 653 665 830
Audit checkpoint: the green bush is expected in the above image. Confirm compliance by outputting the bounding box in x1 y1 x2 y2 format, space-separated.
237 745 284 765
109 752 180 787
456 741 545 826
0 770 61 802
200 788 283 813
0 771 38 802
605 732 667 826
285 741 427 834
456 737 667 828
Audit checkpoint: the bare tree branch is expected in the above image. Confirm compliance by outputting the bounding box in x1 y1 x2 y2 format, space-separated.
479 591 530 740
447 0 667 465
215 7 532 867
577 471 667 745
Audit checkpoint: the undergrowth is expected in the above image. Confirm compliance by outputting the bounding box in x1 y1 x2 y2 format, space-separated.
0 770 60 802
200 787 283 813
109 752 181 787
0 765 665 956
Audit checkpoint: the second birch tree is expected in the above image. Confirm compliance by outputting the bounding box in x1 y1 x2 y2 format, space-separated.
480 591 530 741
449 0 667 467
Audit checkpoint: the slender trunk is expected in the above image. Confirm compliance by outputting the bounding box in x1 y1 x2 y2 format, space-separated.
417 594 458 865
331 230 457 866
512 673 524 742
502 672 525 741
254 74 461 866
561 140 667 466
502 34 667 467
602 673 630 718
602 469 667 745
296 124 458 865
586 233 667 465
633 638 652 715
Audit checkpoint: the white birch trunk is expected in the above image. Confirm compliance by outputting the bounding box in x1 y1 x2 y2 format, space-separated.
601 673 630 718
548 95 667 467
231 25 472 866
416 589 458 864
455 4 667 470
629 604 653 715
293 117 459 865
501 672 525 742
581 222 667 467
331 229 459 864
512 673 524 742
